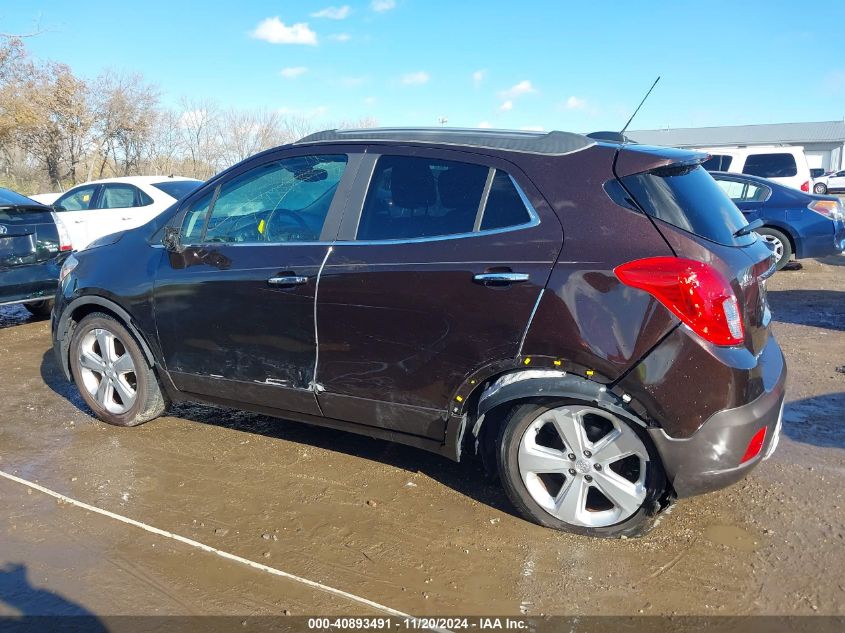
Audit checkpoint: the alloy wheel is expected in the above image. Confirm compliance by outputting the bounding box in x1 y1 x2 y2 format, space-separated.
517 405 648 527
77 328 138 414
761 234 784 262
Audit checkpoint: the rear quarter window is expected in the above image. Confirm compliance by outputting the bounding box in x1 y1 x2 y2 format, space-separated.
621 164 753 246
742 153 797 178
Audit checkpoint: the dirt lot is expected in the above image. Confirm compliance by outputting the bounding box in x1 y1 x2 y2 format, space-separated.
0 256 843 619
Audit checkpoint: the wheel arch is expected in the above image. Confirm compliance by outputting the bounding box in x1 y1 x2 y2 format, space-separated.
56 296 157 380
451 369 652 467
759 222 798 256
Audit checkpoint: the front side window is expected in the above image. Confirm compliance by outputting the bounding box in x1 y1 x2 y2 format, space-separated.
742 153 797 178
356 155 533 241
196 154 347 244
56 185 97 211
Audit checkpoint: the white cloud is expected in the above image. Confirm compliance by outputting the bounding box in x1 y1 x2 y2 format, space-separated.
279 66 308 79
371 0 396 11
363 96 377 105
565 96 587 110
401 71 430 85
477 121 492 129
310 5 351 19
500 80 536 99
329 32 351 42
499 100 513 111
472 70 486 86
251 17 317 45
520 125 544 131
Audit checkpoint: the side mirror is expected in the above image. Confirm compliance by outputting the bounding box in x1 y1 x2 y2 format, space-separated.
162 226 182 252
52 204 66 212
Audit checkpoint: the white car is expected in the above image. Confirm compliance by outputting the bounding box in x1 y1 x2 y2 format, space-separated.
50 176 201 250
700 146 812 192
28 191 62 206
813 169 845 195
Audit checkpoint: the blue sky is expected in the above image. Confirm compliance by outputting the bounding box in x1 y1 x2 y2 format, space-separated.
4 0 844 132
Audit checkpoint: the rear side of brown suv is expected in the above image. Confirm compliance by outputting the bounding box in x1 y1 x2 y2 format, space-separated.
52 128 786 537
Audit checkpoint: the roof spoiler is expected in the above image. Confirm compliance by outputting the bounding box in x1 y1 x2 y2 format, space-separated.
586 131 633 144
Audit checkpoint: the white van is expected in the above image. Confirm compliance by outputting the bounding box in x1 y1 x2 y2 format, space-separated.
699 146 811 192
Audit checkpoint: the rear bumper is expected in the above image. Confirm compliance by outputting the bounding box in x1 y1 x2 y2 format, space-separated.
648 346 787 498
796 229 845 259
0 259 60 305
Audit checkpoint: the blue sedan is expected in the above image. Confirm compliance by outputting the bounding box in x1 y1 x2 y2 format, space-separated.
711 171 845 270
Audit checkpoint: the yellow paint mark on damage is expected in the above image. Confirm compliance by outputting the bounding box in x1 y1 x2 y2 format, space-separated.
586 369 595 377
455 395 464 402
258 219 266 234
553 360 562 366
523 357 532 365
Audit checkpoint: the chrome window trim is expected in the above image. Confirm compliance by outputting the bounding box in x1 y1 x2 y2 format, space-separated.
344 173 539 246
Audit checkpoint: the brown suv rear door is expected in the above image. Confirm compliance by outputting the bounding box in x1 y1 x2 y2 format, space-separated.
315 146 563 440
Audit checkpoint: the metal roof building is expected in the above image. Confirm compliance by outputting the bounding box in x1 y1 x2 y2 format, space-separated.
628 120 845 171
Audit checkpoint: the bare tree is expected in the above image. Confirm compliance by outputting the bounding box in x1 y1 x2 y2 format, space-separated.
13 62 93 187
90 71 160 178
177 97 221 179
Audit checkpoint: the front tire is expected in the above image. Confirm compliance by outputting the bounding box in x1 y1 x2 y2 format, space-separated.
757 227 793 270
497 400 666 537
69 312 166 427
813 183 827 194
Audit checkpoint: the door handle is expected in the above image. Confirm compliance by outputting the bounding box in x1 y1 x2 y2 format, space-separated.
268 275 308 287
473 272 530 284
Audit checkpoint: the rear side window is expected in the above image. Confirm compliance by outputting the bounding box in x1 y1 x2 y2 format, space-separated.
481 171 532 230
701 154 733 171
98 184 142 209
742 153 797 178
621 164 753 246
356 155 533 241
714 178 770 202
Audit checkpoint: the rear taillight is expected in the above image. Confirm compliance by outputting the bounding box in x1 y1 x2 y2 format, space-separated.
800 181 809 192
52 213 73 251
614 257 745 346
808 199 844 222
741 426 767 463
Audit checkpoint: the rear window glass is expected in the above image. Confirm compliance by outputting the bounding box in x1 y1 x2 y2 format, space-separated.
621 164 753 246
153 180 202 200
0 188 40 206
701 155 733 171
742 153 797 178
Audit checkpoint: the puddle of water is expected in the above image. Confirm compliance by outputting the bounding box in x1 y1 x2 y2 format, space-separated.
703 525 759 553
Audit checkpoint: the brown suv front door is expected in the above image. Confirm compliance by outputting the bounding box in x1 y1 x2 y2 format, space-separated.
314 147 563 440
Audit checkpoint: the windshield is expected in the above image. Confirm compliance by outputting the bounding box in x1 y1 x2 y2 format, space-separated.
152 180 202 200
620 164 754 246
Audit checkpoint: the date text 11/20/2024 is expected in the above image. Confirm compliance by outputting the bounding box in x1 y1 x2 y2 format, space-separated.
307 617 528 630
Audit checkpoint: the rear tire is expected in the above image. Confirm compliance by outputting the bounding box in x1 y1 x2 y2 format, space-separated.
813 183 827 194
69 312 166 427
497 400 666 538
24 300 52 319
757 227 793 270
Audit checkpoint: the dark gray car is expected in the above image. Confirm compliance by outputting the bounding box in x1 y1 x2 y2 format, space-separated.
0 187 73 317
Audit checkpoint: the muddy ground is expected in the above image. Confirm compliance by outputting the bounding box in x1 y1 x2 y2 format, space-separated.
0 256 843 618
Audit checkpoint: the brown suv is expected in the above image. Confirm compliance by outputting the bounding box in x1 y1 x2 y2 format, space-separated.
52 128 786 537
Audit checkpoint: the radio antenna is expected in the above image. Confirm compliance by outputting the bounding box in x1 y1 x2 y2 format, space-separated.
620 76 660 135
